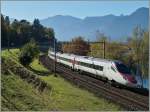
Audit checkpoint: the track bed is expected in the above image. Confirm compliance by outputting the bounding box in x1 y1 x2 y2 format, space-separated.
39 55 149 111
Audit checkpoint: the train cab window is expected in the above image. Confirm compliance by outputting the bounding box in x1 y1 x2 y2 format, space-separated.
111 66 116 72
115 62 131 74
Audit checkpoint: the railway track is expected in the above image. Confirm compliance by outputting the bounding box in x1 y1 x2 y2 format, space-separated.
39 55 149 111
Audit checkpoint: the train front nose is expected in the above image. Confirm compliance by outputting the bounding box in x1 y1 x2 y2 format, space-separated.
126 75 137 84
125 75 138 87
122 73 138 87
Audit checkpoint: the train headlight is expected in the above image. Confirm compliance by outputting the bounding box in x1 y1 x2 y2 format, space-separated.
123 75 127 80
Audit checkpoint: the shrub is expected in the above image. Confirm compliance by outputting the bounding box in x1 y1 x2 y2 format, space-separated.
19 39 39 66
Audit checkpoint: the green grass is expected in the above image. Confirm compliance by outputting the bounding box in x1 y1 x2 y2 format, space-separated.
1 49 20 64
2 49 122 111
30 59 49 72
1 49 54 111
30 59 122 111
2 49 19 58
1 72 53 111
40 75 122 111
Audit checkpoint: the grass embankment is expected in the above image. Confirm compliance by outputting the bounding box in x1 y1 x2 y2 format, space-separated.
2 49 53 111
2 49 122 111
31 56 122 110
2 73 52 111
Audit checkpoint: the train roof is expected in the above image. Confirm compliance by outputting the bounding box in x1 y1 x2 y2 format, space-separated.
49 50 122 63
77 55 117 63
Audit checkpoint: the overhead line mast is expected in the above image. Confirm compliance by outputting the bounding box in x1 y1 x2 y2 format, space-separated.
54 38 57 77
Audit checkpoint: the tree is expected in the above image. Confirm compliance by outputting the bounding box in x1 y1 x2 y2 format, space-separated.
1 14 8 47
19 39 40 66
31 19 44 42
44 27 55 39
71 37 89 55
107 42 128 60
5 16 10 26
127 26 148 84
5 16 10 49
62 42 72 53
62 37 90 55
19 20 32 45
129 26 144 62
141 31 149 76
128 26 144 72
131 30 149 77
89 43 104 58
2 15 55 48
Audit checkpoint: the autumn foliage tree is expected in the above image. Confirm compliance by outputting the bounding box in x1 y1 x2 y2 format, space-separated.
62 43 72 53
106 42 128 60
62 36 90 55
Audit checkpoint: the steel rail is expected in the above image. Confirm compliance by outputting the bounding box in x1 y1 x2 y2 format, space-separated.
39 55 149 111
56 65 148 110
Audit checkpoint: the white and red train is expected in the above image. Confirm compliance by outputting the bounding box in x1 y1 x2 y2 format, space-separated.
48 50 138 88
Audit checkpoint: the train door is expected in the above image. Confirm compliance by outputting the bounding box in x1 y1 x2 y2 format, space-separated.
72 57 75 70
101 64 106 78
104 64 114 80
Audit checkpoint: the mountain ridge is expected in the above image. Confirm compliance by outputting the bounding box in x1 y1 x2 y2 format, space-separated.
40 7 149 41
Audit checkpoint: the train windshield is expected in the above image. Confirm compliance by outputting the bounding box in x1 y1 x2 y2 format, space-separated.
115 62 131 74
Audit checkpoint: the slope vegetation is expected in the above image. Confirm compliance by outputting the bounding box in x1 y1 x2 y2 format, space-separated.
1 49 122 111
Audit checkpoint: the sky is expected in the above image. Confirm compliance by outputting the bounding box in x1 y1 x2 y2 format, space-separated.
1 1 149 22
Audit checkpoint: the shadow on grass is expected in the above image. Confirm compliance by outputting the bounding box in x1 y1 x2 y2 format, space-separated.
28 66 51 76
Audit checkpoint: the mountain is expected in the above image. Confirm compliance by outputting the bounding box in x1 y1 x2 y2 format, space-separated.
40 7 149 41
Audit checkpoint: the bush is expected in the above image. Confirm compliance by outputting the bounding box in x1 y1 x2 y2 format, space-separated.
19 39 39 66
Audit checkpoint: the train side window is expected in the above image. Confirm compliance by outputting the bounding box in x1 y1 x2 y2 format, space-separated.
87 63 91 68
111 66 116 72
93 65 96 69
100 66 103 71
93 65 97 69
90 64 94 68
93 65 103 71
98 66 103 71
79 61 90 68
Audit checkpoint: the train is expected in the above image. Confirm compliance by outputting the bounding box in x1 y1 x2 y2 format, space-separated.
48 50 138 88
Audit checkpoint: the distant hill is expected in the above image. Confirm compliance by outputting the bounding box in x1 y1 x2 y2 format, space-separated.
40 7 149 41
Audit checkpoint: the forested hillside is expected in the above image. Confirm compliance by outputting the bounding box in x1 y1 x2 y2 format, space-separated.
1 14 55 48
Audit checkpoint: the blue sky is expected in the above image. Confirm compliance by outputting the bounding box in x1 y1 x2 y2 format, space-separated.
1 1 149 22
